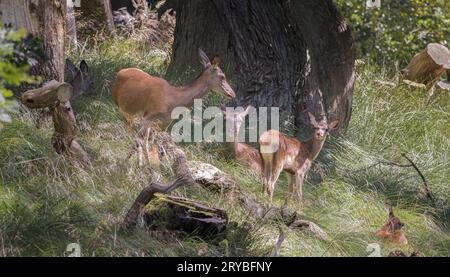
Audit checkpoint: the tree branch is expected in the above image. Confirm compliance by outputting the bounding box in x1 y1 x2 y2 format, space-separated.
123 175 193 229
401 154 434 202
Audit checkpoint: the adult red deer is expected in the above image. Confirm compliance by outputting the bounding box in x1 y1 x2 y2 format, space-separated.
112 48 236 165
222 106 262 173
259 113 339 210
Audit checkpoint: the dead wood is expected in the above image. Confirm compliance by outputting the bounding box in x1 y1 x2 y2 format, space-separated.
401 154 434 202
122 176 192 229
144 194 228 237
269 228 286 257
21 81 90 166
289 220 329 241
190 162 329 240
340 154 435 202
402 43 450 85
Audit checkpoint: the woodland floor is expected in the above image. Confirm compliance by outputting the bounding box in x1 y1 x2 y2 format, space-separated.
0 38 449 257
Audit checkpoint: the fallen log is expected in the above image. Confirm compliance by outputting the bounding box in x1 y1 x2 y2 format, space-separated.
122 176 193 229
144 194 228 238
21 81 91 166
190 161 329 241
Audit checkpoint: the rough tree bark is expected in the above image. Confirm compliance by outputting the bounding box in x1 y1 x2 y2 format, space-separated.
0 0 67 82
161 0 355 129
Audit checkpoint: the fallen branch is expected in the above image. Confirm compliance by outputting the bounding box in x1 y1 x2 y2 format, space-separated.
123 176 193 229
123 127 195 230
340 154 435 202
343 159 412 175
269 228 285 257
401 154 434 202
289 220 329 241
190 162 329 240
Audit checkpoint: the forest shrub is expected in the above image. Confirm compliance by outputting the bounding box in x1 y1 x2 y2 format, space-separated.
334 0 450 65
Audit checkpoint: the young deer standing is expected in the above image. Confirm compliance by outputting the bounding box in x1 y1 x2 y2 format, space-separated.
222 106 262 173
259 113 339 210
112 48 236 165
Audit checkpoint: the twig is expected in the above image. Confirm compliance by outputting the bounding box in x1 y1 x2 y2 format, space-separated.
343 160 412 175
269 227 285 257
401 154 434 202
341 154 435 202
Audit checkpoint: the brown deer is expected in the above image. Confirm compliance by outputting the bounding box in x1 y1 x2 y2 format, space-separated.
222 106 262 173
259 112 339 210
112 48 235 165
66 59 93 99
375 208 408 245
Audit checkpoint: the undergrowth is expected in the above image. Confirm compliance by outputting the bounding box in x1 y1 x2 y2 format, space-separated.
0 38 448 257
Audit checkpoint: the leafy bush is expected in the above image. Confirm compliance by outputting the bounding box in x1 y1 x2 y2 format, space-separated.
0 23 43 129
335 0 450 65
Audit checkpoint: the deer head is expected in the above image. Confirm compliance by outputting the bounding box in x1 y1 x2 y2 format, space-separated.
308 112 340 141
222 106 252 138
66 59 93 99
198 48 236 99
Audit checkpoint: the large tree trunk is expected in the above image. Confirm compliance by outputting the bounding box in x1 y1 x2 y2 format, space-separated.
162 0 355 129
0 0 67 82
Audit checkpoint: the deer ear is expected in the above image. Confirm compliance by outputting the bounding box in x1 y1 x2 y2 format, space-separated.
80 60 89 75
65 59 78 79
308 112 319 127
329 119 340 130
211 55 220 68
198 48 211 68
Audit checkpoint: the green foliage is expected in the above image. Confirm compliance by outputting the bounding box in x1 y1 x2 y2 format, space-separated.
334 0 450 65
0 23 42 129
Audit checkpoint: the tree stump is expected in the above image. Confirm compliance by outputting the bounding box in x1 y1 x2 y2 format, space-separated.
402 43 450 85
21 81 91 166
144 194 228 238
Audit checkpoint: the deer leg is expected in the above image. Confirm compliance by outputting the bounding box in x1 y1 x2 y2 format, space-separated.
144 126 152 165
140 116 161 168
295 160 311 211
262 161 271 193
295 172 305 211
286 172 295 207
267 159 283 204
134 125 146 167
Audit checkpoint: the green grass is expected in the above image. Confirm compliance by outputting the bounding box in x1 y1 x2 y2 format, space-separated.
0 39 449 256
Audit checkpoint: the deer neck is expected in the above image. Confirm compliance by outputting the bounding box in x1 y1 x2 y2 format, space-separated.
174 71 210 108
225 126 241 157
304 136 326 160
